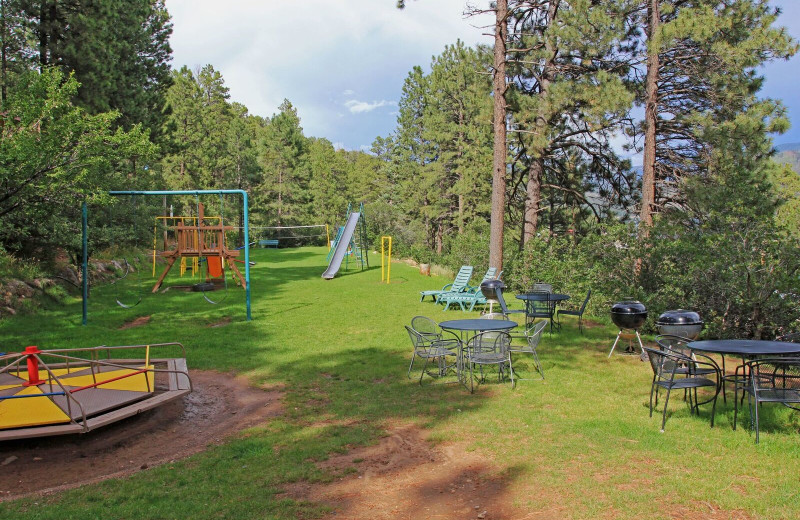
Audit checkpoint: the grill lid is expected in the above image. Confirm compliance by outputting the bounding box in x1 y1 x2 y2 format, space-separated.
656 309 703 326
480 279 505 299
610 300 647 315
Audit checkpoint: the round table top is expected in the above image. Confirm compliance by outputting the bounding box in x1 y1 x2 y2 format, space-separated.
439 319 518 332
515 293 570 302
688 339 800 357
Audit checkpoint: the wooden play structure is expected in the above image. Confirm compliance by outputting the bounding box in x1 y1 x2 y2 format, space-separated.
152 203 245 292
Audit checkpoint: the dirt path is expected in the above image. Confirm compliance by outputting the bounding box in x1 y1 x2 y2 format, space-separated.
282 423 530 520
0 371 283 501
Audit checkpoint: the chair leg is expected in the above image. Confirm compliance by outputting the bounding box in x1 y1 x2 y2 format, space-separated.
469 360 475 393
407 351 417 379
753 395 760 444
419 356 430 385
709 391 718 428
649 380 657 418
532 350 544 379
660 387 673 432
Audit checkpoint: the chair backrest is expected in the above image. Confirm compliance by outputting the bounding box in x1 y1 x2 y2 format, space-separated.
746 358 800 400
526 291 553 315
482 267 498 283
495 287 512 314
643 346 689 381
525 320 548 350
530 283 553 293
480 312 508 320
578 289 592 313
451 266 474 292
405 325 426 350
468 330 511 355
411 315 440 338
655 334 691 357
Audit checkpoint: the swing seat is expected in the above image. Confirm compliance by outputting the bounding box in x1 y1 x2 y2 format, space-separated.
207 256 224 278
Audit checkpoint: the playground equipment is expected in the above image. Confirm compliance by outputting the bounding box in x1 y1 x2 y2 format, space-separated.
82 190 252 324
0 343 191 441
381 236 392 284
151 202 245 293
322 203 369 280
152 215 221 278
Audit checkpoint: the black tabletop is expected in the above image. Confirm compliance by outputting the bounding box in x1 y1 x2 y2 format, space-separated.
439 319 518 332
688 339 800 357
515 293 570 302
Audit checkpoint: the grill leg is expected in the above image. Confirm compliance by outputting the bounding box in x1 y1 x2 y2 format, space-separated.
608 330 623 358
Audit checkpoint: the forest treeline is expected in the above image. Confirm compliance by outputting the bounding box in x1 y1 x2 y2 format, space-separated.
2 0 800 337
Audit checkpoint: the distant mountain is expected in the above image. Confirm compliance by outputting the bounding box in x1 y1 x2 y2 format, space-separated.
775 143 800 153
775 145 800 174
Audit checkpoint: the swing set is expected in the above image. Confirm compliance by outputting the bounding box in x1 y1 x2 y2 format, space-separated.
81 190 253 324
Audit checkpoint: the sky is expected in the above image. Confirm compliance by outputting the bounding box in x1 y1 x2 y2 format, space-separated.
165 1 800 158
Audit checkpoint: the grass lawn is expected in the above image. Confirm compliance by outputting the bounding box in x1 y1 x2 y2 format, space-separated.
1 246 800 518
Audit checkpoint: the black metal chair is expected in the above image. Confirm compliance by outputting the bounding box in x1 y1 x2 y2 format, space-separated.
524 291 556 333
463 331 514 393
557 289 591 334
510 320 547 381
738 357 800 443
642 346 721 432
406 317 460 384
530 282 553 293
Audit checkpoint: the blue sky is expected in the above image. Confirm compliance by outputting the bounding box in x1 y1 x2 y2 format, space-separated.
166 1 800 157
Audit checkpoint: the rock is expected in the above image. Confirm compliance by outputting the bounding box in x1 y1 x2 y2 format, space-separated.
7 280 33 298
57 267 80 286
1 456 18 466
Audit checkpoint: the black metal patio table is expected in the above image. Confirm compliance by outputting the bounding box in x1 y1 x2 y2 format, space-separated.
439 319 518 387
689 339 800 403
515 293 570 332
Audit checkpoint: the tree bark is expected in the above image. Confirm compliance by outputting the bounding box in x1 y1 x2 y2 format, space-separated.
524 157 543 242
489 0 508 270
522 2 558 245
640 0 660 233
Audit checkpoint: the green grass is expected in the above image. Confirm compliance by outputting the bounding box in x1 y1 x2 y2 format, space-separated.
2 246 800 518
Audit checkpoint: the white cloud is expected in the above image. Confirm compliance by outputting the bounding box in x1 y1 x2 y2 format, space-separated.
344 99 395 114
165 0 494 149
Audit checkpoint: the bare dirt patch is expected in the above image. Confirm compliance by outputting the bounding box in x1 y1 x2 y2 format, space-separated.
207 316 232 328
0 371 283 501
281 423 527 520
118 315 151 330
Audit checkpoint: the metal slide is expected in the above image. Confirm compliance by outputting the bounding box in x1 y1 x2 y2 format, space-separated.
322 212 360 279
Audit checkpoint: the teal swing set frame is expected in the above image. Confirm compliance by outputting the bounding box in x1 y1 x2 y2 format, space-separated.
81 189 252 324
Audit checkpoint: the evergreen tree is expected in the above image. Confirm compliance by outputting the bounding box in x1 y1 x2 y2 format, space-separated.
637 0 797 226
257 100 309 226
19 0 173 138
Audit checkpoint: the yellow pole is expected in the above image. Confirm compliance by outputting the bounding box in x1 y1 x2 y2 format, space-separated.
326 224 331 249
381 236 392 284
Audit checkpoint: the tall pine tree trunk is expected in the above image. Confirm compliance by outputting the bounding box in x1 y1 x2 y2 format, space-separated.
524 157 544 242
640 0 660 233
489 0 508 270
522 0 557 246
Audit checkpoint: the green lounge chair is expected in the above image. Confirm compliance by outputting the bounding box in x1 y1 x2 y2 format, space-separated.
439 267 499 312
419 265 473 302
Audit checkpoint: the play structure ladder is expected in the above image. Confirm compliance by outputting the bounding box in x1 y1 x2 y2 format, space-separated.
322 203 368 279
